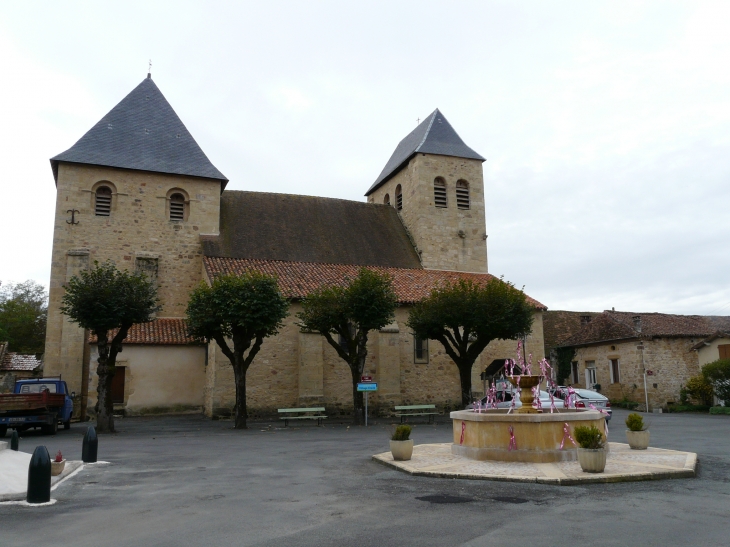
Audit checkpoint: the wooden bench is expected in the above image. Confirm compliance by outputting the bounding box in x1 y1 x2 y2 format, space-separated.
278 407 327 427
394 404 439 424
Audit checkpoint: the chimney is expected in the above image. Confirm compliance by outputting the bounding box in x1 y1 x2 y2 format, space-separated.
633 316 642 333
580 315 592 326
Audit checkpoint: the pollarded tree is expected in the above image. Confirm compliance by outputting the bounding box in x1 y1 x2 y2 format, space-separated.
186 272 289 429
60 261 159 433
407 278 534 408
297 268 397 424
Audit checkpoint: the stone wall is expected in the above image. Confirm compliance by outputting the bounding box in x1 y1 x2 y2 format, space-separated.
571 338 700 410
44 163 221 395
367 154 488 273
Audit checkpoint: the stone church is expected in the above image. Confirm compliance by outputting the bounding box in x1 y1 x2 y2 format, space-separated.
44 75 546 419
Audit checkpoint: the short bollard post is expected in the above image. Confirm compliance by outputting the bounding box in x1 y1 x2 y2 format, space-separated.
82 426 98 463
27 446 51 504
10 430 19 451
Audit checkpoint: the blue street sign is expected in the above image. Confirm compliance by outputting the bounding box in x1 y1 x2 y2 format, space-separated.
357 382 378 392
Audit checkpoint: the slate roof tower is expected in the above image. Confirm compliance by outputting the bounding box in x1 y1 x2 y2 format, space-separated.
366 109 488 273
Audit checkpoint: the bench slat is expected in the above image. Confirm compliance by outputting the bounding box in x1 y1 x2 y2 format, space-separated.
278 407 326 413
279 416 327 420
394 405 436 410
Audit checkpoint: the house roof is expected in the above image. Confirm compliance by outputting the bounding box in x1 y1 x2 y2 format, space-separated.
89 318 199 345
543 311 602 353
51 76 227 185
365 109 485 196
202 257 547 309
690 331 730 351
201 191 423 269
559 310 721 348
0 351 42 372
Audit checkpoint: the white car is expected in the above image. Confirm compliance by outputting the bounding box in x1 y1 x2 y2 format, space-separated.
552 386 613 421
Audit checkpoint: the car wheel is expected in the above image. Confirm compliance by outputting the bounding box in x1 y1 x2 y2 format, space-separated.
63 420 71 430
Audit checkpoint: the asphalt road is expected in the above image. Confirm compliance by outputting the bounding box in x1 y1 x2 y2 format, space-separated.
1 408 728 547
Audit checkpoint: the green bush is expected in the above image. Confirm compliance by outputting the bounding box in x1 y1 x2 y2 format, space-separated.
611 399 640 410
391 424 412 441
625 413 645 431
574 425 604 449
684 375 714 406
702 359 730 404
666 404 710 413
709 406 730 415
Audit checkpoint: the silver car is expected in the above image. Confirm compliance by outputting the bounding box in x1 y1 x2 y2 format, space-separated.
552 386 612 421
467 389 565 411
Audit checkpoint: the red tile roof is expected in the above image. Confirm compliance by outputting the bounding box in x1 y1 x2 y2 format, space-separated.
0 352 42 372
202 257 547 309
90 318 199 345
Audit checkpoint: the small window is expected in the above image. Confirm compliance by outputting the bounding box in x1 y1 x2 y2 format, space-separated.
414 336 428 363
395 184 403 211
571 361 579 384
170 193 185 221
610 359 620 383
95 186 112 216
585 360 596 388
434 177 447 208
384 193 390 205
456 180 470 210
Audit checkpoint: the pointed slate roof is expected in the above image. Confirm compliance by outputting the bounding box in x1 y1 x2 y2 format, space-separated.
51 76 227 185
365 109 485 196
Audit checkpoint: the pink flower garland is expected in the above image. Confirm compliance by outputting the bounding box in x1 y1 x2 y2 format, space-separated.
508 426 517 451
560 423 577 449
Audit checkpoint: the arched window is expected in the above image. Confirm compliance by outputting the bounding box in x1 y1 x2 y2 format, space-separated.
384 193 390 205
434 177 447 208
456 180 470 210
169 193 185 221
395 184 403 211
94 186 112 216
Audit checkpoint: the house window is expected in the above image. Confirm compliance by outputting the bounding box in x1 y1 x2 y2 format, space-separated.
414 337 428 363
610 359 620 383
434 177 447 208
384 193 390 205
456 180 470 210
169 193 185 221
585 360 596 388
571 361 579 384
719 344 730 360
395 185 403 211
95 186 112 216
111 367 126 404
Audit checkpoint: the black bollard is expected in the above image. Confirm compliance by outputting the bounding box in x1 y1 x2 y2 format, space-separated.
10 430 19 451
82 426 98 463
27 445 51 504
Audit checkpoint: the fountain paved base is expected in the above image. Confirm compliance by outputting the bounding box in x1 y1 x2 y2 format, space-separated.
372 442 697 485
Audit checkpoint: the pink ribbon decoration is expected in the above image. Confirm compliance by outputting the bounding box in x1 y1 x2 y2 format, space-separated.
507 375 520 414
560 423 577 449
460 421 466 445
533 385 542 411
589 404 610 437
508 426 517 451
566 386 576 409
548 389 558 414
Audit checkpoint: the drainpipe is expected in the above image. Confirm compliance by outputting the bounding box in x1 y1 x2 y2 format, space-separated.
638 342 649 412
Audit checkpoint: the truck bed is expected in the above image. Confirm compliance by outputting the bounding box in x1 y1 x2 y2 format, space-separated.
0 391 66 412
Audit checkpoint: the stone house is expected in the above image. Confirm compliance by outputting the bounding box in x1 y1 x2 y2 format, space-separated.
44 75 546 419
557 310 728 410
0 341 43 392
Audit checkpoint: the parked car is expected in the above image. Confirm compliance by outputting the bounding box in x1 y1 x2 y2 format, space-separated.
467 388 565 411
551 386 612 421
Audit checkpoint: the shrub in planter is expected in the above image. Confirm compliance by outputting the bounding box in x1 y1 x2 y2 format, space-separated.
574 425 606 473
390 425 413 461
625 412 650 449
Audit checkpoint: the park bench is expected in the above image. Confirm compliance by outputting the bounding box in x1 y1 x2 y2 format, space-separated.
394 404 439 424
278 407 327 427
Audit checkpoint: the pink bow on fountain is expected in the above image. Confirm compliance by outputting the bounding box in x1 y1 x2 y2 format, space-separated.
589 404 609 437
460 421 466 445
566 387 576 409
507 375 521 414
532 385 542 411
560 422 577 449
508 426 517 451
548 389 558 414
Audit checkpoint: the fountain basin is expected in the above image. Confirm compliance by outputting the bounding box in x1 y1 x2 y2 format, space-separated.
451 409 605 463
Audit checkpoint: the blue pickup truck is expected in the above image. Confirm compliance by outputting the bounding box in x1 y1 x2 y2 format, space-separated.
0 378 74 436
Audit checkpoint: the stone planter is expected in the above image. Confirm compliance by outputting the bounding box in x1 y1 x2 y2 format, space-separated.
51 459 66 476
390 439 414 461
626 430 650 450
577 448 606 473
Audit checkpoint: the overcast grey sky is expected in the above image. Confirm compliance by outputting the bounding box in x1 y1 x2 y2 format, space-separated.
1 1 729 315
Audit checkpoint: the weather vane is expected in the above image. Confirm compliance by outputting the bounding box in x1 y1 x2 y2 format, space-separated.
148 59 152 75
417 117 420 125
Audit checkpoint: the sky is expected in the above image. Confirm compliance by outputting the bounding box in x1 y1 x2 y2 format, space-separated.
1 1 729 315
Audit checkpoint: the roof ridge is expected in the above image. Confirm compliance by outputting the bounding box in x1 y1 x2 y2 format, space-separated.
414 110 438 152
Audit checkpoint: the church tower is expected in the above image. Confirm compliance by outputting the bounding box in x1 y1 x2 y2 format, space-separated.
365 110 487 273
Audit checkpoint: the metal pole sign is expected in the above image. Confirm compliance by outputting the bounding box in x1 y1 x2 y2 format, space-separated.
357 382 378 426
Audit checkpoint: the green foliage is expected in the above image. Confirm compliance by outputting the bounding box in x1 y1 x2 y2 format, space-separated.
702 359 730 404
391 424 412 441
666 404 710 413
186 271 289 429
555 347 575 384
406 277 534 406
625 413 646 432
610 399 640 410
709 406 730 415
0 280 48 354
574 425 604 449
297 269 397 424
684 375 714 406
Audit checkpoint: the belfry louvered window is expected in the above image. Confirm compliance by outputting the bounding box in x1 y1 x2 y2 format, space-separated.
456 180 470 210
94 186 112 216
434 177 447 207
395 184 403 211
384 194 390 205
169 193 185 221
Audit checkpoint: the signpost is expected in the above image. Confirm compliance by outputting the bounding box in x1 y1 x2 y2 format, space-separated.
357 381 377 426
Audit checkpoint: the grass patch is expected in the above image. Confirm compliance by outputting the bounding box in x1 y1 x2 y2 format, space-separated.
666 404 710 413
610 400 640 410
709 406 730 415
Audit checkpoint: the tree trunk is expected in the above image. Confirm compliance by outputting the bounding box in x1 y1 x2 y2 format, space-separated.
350 365 365 425
94 331 116 433
457 361 474 409
232 353 247 429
